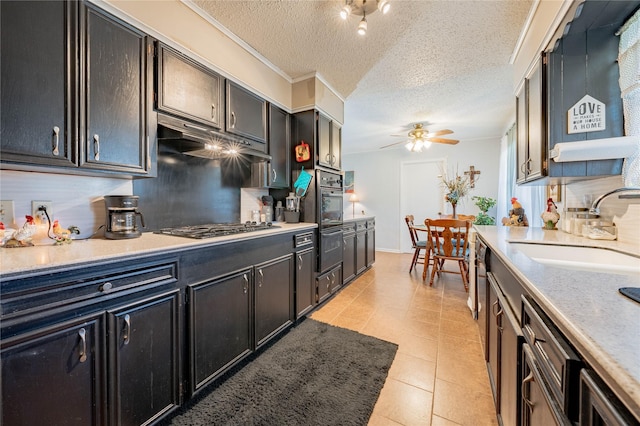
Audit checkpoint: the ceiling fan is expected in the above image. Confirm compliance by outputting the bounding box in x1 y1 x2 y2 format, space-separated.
380 123 459 152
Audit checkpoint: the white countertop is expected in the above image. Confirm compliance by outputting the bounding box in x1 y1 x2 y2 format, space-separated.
0 222 317 277
474 225 640 419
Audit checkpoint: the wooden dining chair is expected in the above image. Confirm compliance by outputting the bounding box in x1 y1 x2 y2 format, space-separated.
424 218 471 291
404 215 429 273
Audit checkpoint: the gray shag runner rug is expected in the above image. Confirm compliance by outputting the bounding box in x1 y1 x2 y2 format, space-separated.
163 318 398 425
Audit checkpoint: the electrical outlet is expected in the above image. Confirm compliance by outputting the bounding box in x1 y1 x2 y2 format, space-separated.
0 200 15 226
32 201 53 224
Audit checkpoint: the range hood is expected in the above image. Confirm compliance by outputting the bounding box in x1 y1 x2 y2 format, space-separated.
157 113 271 162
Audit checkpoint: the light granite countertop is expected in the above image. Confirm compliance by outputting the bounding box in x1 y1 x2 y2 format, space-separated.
474 225 640 420
343 215 375 223
0 222 317 277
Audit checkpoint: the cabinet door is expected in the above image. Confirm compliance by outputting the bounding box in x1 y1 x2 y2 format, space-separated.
516 82 528 184
317 113 332 168
526 58 545 181
189 269 252 392
487 275 501 411
499 290 522 426
0 0 77 168
109 291 180 426
268 104 291 188
157 44 223 129
366 227 375 267
522 344 569 426
226 80 267 145
356 231 367 274
343 232 356 284
317 270 332 304
1 316 103 425
330 121 342 170
296 248 316 318
255 255 294 348
81 3 148 174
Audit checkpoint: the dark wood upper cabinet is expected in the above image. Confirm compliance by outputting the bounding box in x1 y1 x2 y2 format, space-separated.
0 0 154 177
80 3 150 174
268 104 291 188
0 0 77 168
156 43 223 129
226 80 267 148
516 56 546 184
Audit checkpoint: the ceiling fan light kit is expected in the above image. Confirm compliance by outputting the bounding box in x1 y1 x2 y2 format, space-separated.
381 123 459 151
340 0 390 35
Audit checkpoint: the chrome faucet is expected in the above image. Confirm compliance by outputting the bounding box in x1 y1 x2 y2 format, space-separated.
589 187 640 215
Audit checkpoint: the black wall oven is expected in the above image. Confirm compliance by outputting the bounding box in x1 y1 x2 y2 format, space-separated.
298 169 343 273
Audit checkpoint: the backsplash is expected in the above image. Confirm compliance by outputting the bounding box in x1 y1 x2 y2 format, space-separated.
564 175 640 246
0 170 132 240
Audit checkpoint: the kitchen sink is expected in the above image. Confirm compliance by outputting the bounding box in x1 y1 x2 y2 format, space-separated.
509 242 640 276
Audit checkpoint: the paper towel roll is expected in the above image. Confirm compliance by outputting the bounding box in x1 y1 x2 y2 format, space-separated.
550 136 638 162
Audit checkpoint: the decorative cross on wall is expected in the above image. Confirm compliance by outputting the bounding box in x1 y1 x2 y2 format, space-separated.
464 165 481 188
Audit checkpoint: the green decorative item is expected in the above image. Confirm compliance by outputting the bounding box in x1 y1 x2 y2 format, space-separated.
472 196 497 225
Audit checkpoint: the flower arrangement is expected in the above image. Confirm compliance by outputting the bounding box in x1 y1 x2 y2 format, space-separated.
472 196 497 225
438 167 471 206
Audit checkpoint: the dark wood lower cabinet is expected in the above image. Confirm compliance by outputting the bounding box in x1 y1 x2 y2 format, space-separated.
317 264 342 304
295 247 315 318
486 273 522 426
1 315 104 426
109 290 180 426
189 269 252 392
342 229 356 285
254 255 294 348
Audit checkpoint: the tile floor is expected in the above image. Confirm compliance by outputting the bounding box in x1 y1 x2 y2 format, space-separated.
310 251 498 426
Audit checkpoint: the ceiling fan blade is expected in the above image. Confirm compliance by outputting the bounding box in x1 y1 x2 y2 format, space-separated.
430 129 453 137
427 137 459 145
379 140 407 149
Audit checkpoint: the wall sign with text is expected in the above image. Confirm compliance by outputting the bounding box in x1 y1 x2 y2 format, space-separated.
568 95 606 134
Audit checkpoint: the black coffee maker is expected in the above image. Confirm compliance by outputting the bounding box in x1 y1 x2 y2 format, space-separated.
104 195 145 239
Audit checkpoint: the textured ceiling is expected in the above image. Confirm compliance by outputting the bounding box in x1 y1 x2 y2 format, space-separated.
192 0 533 154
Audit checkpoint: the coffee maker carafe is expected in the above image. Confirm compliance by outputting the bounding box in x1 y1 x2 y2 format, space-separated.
104 195 145 239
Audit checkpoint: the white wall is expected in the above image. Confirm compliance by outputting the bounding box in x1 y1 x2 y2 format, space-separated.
342 138 501 252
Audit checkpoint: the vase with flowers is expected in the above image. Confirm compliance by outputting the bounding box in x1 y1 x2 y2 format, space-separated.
438 167 471 218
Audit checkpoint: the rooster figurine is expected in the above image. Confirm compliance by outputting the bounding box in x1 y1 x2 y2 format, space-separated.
541 198 560 230
4 215 37 247
53 220 80 244
502 197 529 227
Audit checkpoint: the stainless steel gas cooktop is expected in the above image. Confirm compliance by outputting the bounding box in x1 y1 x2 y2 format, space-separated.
154 222 277 239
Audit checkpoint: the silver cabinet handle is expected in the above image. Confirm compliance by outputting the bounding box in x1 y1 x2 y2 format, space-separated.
230 112 236 128
272 169 277 183
147 136 151 170
331 154 336 165
93 134 100 161
522 370 535 412
298 255 303 270
325 153 331 162
78 328 87 363
123 314 131 345
243 273 249 294
326 275 330 290
211 104 216 120
258 269 264 287
331 272 336 285
52 126 60 156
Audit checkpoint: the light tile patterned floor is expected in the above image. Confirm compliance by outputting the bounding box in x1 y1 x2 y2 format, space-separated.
310 251 498 426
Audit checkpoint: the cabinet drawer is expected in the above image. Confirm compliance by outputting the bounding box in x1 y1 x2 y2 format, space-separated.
1 261 178 323
294 232 314 248
521 295 582 421
342 223 356 234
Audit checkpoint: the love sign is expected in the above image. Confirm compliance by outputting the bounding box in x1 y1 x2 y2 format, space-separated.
568 95 606 134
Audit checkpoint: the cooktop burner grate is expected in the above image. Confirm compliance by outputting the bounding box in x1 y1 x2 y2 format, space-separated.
155 222 277 239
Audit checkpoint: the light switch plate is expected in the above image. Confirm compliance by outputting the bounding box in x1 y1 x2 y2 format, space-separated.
0 200 16 226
